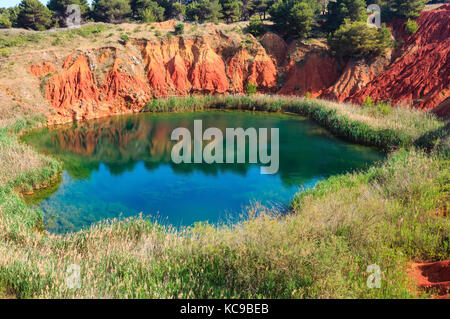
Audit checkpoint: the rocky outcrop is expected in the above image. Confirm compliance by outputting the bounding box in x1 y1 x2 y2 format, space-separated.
279 41 340 97
28 5 449 124
348 4 450 111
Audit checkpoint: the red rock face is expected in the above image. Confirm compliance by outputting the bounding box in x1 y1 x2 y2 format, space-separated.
30 5 449 124
29 61 56 77
348 5 450 111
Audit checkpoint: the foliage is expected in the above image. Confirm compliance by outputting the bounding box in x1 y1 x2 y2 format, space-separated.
328 21 393 59
220 0 241 23
269 0 315 38
245 82 258 95
168 2 186 20
0 13 12 29
16 0 53 31
47 0 90 24
92 0 132 23
132 0 165 22
405 18 419 34
246 15 265 36
186 0 223 23
389 0 426 19
325 0 367 32
174 22 184 35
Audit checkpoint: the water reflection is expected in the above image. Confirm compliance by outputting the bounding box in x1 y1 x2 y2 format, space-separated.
24 111 384 233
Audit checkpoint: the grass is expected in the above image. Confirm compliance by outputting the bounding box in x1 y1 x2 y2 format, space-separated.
0 95 448 298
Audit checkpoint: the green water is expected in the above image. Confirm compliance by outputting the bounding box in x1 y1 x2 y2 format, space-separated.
24 111 384 233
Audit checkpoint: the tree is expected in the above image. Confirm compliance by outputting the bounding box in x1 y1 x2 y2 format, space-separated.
328 20 393 59
240 0 256 20
253 0 274 20
0 13 12 29
16 0 53 30
186 0 222 23
47 0 90 26
220 0 241 23
92 0 132 23
269 0 315 38
168 2 186 20
325 0 367 32
132 0 165 22
389 0 426 18
246 14 264 36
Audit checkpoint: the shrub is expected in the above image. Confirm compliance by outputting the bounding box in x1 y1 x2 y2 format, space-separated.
328 21 393 59
245 82 258 95
120 34 130 42
174 23 184 35
246 15 264 37
405 18 418 34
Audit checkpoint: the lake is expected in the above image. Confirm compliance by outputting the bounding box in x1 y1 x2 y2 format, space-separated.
23 110 384 233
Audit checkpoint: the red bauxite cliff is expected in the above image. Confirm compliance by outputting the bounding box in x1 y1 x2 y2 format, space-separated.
30 5 450 124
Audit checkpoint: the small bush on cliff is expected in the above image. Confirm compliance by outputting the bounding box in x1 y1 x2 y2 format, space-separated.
328 21 393 59
405 18 419 34
246 15 265 37
174 23 184 35
245 82 258 95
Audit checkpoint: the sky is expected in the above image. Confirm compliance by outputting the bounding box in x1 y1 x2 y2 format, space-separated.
2 0 93 8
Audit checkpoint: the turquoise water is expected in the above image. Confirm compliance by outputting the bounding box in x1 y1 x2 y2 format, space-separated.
24 111 384 233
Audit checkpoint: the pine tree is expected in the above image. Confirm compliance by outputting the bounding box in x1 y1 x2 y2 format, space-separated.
92 0 132 23
17 0 53 30
220 0 241 23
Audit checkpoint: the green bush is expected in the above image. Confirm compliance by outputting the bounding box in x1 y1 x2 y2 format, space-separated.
246 15 264 37
174 23 184 35
245 82 258 95
328 21 393 59
120 34 130 42
405 18 419 34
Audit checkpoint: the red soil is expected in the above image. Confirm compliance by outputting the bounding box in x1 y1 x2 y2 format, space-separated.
410 260 450 298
